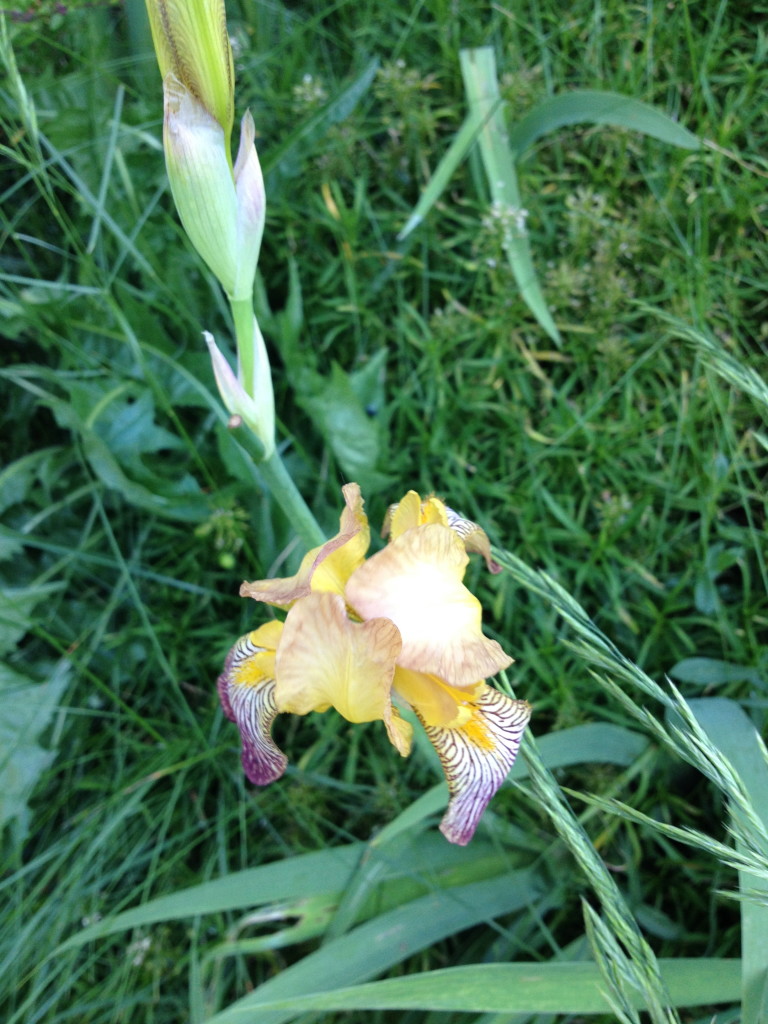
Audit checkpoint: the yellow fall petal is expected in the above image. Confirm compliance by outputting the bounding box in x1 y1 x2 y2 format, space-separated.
241 482 370 607
346 523 512 686
415 685 532 845
217 620 288 785
275 592 412 756
393 666 484 729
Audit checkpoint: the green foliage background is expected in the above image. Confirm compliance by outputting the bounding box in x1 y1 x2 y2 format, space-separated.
1 0 767 1021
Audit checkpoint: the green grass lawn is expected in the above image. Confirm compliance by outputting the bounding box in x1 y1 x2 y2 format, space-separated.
1 0 767 1021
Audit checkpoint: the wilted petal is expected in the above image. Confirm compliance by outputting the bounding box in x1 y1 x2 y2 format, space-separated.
444 504 501 574
241 482 370 607
217 621 288 785
275 592 412 756
346 523 512 686
415 685 532 845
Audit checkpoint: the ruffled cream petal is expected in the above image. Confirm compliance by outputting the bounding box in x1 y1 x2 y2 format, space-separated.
240 482 369 607
217 622 288 785
275 592 412 756
346 523 512 686
416 685 532 845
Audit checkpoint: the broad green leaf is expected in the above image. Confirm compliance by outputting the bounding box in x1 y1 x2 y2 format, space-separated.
0 660 70 842
300 362 392 494
0 527 24 562
255 264 390 492
205 869 542 1024
60 831 514 951
347 347 388 417
688 698 768 1024
0 583 64 656
59 842 365 950
78 426 208 521
10 370 211 522
670 658 763 688
507 89 701 158
0 446 62 515
459 47 560 343
236 958 739 1016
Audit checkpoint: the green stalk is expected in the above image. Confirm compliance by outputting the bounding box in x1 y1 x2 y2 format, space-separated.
259 449 327 549
230 296 254 394
229 298 325 549
230 419 326 551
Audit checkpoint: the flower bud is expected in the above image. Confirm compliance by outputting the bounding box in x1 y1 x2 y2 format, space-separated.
145 0 234 143
204 319 275 458
163 79 265 301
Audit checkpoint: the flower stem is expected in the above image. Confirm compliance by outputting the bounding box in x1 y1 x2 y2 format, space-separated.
260 449 327 549
228 298 324 549
230 296 254 391
230 421 326 550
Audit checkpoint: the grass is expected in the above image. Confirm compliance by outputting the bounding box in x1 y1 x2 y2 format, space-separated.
1 0 767 1021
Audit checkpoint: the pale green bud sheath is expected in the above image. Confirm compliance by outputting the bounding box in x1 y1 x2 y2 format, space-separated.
163 79 265 301
231 110 265 301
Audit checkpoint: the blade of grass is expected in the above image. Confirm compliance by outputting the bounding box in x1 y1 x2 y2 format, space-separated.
87 84 125 254
459 47 560 343
204 869 542 1024
57 842 366 950
213 958 740 1016
397 111 484 239
507 90 701 159
688 698 768 1024
37 132 158 282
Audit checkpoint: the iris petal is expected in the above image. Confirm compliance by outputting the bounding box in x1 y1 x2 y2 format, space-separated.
383 490 500 573
382 490 447 539
443 504 501 574
346 523 512 686
275 592 413 756
217 623 288 785
393 666 484 729
415 686 532 845
241 482 369 607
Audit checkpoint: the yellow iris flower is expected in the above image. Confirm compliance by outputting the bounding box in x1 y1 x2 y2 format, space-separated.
217 484 531 845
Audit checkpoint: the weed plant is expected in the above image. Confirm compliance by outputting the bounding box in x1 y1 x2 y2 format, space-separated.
1 0 767 1022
